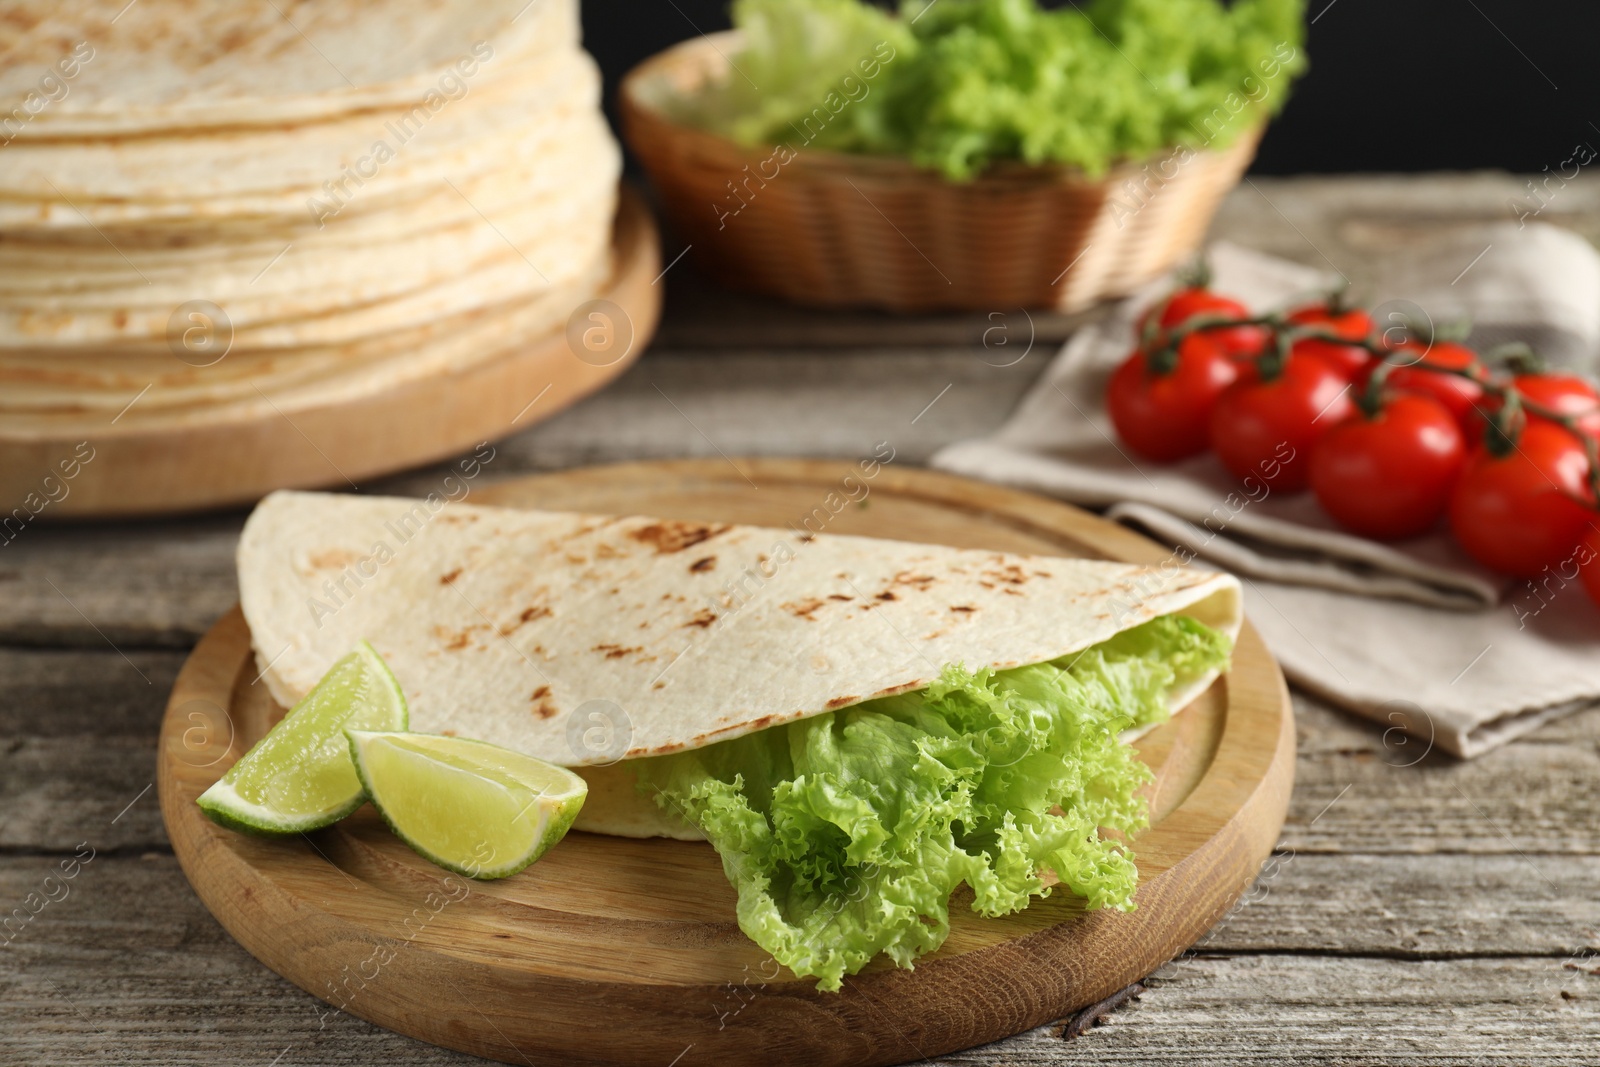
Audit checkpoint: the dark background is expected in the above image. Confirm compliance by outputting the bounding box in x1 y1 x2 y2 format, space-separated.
581 0 1597 175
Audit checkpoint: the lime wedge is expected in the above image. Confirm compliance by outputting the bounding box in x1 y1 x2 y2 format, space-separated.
345 731 588 880
197 641 408 835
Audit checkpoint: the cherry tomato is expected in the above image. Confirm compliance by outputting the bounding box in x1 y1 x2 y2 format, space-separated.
1287 304 1375 380
1448 421 1593 578
1368 340 1487 438
1107 334 1241 462
1209 354 1356 492
1140 287 1267 357
1309 395 1466 540
1514 372 1600 438
1579 526 1600 609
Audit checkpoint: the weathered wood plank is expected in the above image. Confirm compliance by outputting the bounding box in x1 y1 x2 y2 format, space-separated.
5 174 1598 1065
1 856 1596 1066
653 266 1099 349
3 737 167 852
7 348 1043 648
0 516 240 649
4 848 1594 965
0 647 180 739
479 348 1046 474
1283 698 1600 856
12 953 1592 1066
1196 852 1600 958
6 649 1600 857
0 648 180 850
14 711 1597 855
13 172 1600 649
961 955 1600 1066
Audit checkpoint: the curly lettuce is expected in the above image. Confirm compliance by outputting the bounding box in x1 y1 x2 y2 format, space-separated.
632 614 1231 990
686 0 1307 179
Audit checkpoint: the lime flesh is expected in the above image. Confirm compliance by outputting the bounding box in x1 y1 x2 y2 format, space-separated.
197 641 408 835
346 731 587 880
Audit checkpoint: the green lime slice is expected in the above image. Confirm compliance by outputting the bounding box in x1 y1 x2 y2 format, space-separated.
197 641 407 836
345 730 588 880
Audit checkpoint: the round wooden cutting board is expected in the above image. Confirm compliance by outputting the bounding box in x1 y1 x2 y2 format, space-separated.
158 460 1294 1067
1 188 660 519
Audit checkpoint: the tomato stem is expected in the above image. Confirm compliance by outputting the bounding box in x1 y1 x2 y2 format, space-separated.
1487 341 1544 375
1357 359 1391 419
1139 295 1172 352
1322 277 1356 316
1481 390 1521 459
1144 312 1277 375
1147 341 1179 376
1177 257 1213 290
1256 327 1293 382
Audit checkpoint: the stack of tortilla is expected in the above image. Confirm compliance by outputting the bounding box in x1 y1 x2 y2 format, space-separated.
0 0 620 431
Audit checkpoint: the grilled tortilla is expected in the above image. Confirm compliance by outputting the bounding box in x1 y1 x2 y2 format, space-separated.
238 490 1242 836
239 489 1246 989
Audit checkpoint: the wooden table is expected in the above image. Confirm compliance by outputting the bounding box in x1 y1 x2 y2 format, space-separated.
5 175 1599 1065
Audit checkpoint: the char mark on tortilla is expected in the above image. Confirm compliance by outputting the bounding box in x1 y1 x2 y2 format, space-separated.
628 521 730 554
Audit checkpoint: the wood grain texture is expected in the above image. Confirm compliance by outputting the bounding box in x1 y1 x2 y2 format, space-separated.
0 188 661 519
12 651 1600 862
7 955 1595 1067
1282 694 1600 856
8 174 1600 1064
19 173 1600 644
0 518 240 649
6 850 1595 978
6 851 1593 1067
1 347 1038 648
0 646 178 851
975 956 1600 1066
4 854 1596 1066
156 460 1293 1067
651 273 1101 349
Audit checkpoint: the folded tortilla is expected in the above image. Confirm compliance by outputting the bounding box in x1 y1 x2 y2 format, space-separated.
239 489 1245 988
239 490 1242 829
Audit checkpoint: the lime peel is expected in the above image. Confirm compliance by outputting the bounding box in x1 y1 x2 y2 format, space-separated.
346 730 587 880
197 640 407 836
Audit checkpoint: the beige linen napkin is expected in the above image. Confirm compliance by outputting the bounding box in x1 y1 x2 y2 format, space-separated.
933 230 1600 758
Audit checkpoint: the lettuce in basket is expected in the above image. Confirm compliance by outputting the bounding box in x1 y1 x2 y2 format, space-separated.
632 614 1232 990
684 0 1307 180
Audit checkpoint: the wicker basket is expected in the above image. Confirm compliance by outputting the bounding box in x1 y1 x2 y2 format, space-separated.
621 32 1262 313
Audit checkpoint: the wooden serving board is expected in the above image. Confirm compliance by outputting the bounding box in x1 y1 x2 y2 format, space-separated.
159 460 1295 1067
2 188 660 519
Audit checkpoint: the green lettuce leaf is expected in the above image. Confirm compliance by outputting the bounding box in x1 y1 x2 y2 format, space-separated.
688 0 1306 179
632 613 1231 990
676 0 911 148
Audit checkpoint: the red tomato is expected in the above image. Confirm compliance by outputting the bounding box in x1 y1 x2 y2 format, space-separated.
1514 372 1600 438
1369 340 1487 437
1309 395 1466 540
1448 421 1593 578
1140 287 1266 357
1579 526 1600 608
1209 354 1356 492
1287 304 1375 379
1106 334 1241 462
